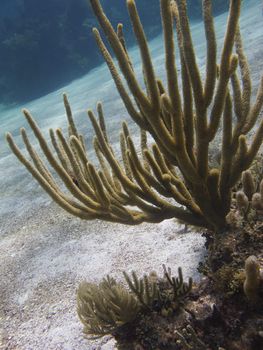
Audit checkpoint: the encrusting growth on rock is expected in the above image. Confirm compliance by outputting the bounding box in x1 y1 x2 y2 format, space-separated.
174 325 206 349
5 0 263 231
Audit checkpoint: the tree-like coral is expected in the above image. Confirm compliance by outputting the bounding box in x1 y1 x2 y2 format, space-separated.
6 0 263 230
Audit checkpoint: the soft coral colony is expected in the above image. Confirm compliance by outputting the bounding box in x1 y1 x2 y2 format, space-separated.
6 0 263 349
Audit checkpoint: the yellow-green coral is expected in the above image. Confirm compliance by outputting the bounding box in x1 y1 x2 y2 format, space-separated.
77 266 192 338
77 276 140 338
6 0 263 230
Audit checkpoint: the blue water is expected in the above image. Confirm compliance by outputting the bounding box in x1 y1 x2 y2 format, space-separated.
0 0 262 222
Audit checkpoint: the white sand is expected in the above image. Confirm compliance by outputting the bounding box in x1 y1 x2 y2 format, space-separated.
0 203 205 349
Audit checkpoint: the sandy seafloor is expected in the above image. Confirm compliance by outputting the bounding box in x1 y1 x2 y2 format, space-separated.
0 0 263 349
0 203 205 350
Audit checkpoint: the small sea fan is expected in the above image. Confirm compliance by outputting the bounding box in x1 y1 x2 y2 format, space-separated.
77 276 140 338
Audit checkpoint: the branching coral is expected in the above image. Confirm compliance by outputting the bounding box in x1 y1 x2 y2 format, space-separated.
6 0 263 231
124 266 192 313
77 266 192 338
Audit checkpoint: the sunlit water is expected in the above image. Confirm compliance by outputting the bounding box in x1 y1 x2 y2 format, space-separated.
0 0 262 223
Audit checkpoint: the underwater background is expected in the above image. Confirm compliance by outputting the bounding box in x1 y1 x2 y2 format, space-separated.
0 0 229 105
1 1 263 349
0 0 262 227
